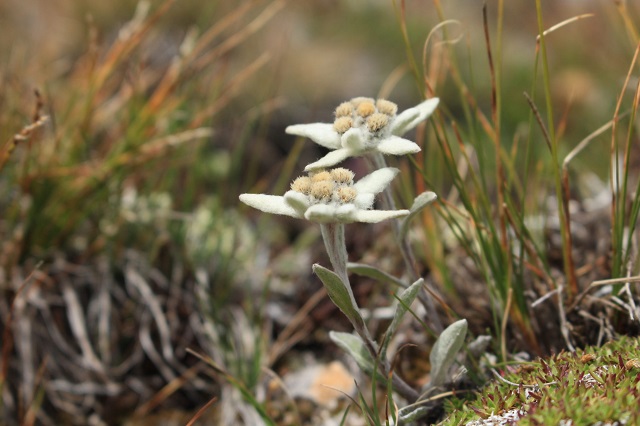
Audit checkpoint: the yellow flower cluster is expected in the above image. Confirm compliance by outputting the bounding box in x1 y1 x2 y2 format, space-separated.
290 168 357 204
332 97 398 135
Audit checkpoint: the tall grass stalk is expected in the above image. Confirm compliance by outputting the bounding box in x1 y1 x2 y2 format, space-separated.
610 43 640 281
534 0 579 297
396 2 624 355
424 4 541 353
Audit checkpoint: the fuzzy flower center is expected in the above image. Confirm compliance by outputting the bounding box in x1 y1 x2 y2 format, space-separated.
291 168 357 205
332 97 398 147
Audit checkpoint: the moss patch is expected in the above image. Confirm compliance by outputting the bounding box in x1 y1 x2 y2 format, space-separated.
442 336 640 425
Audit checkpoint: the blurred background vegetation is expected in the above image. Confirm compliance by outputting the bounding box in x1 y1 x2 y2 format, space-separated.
1 0 639 424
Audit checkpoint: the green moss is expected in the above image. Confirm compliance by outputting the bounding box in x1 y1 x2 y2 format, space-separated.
442 336 640 425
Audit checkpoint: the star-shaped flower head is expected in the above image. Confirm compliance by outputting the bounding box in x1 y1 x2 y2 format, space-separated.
286 97 439 171
239 167 409 223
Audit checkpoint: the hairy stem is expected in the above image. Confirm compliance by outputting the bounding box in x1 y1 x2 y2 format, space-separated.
370 152 443 333
320 224 355 302
320 222 419 403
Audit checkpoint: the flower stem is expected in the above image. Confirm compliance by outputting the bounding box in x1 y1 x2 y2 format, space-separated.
320 223 356 303
370 152 443 333
320 223 419 403
320 223 378 353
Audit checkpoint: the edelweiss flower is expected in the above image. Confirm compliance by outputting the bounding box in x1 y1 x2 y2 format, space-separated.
286 97 439 171
239 167 409 223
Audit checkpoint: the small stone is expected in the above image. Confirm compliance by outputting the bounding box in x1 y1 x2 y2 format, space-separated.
283 361 355 409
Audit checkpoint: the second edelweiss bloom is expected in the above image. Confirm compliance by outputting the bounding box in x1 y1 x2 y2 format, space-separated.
239 167 409 223
286 97 439 171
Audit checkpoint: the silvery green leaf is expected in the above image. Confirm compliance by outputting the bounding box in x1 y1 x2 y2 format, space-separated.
399 191 438 238
347 262 407 288
468 335 492 358
428 319 467 387
329 331 385 383
313 264 365 330
381 279 424 359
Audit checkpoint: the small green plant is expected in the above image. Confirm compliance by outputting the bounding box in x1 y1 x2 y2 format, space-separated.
240 96 468 424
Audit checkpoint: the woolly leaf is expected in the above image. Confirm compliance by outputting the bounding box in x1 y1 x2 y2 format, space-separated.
313 264 365 330
429 319 468 387
330 332 373 371
329 331 386 384
382 278 424 359
347 262 407 288
399 191 437 238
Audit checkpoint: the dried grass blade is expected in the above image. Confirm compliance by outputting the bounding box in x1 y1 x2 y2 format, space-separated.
139 315 176 382
94 0 176 88
536 14 594 40
125 267 174 361
185 395 219 426
190 53 270 127
61 281 104 373
192 0 285 71
135 364 203 417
